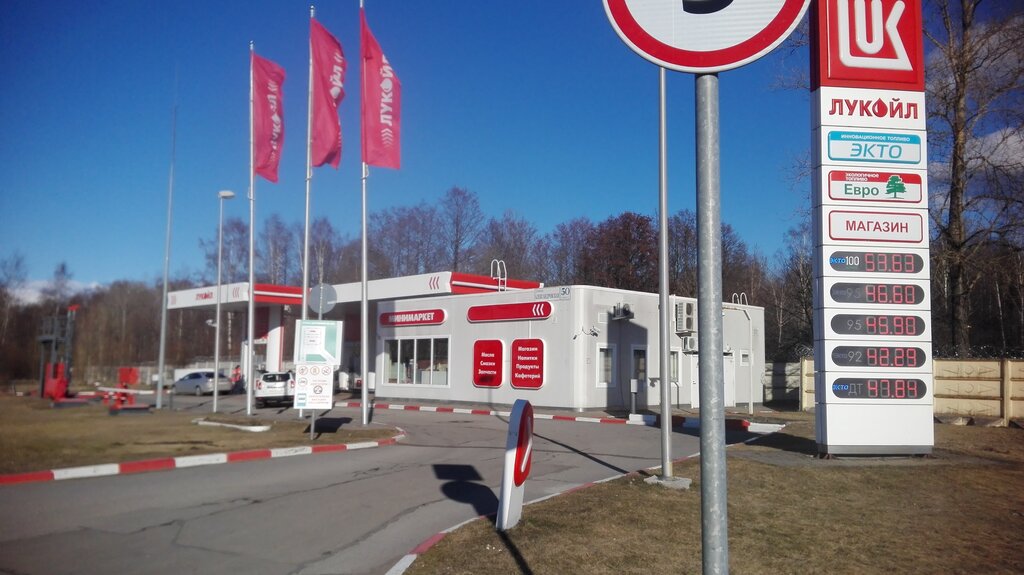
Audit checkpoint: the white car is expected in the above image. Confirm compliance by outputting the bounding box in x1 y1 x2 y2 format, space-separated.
255 371 295 408
173 370 231 396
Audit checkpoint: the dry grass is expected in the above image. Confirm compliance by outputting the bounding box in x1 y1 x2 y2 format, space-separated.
0 395 397 474
409 413 1024 575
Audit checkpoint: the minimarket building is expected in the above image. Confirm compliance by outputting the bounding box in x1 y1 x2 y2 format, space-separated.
168 271 765 411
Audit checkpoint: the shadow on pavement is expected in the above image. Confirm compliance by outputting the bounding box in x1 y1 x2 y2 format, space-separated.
433 464 533 575
306 416 353 435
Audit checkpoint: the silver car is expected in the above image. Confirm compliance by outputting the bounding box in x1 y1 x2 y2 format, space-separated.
173 370 232 396
255 371 295 408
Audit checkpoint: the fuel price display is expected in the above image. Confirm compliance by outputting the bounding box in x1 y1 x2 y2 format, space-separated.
828 250 924 274
831 377 929 401
829 282 925 305
830 345 927 368
831 313 927 337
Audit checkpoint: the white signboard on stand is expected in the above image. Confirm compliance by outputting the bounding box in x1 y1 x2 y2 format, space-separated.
294 363 333 410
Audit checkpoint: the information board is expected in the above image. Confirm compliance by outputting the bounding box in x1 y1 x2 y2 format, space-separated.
294 320 343 366
811 0 932 455
294 363 334 410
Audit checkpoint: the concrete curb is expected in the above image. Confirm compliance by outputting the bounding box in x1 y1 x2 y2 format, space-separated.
0 429 406 487
339 400 777 433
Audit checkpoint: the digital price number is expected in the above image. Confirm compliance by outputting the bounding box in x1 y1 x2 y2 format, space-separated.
831 314 926 336
832 377 928 400
829 282 924 305
828 251 924 274
831 345 926 368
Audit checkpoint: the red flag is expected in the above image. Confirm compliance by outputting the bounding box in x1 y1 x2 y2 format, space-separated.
252 52 286 182
361 8 401 169
310 19 346 168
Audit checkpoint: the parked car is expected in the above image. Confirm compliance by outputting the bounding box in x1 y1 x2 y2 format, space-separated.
255 371 295 408
173 370 231 396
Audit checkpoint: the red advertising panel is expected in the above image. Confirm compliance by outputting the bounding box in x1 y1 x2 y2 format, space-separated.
467 302 551 323
379 309 446 327
511 339 544 389
812 0 924 91
473 340 503 388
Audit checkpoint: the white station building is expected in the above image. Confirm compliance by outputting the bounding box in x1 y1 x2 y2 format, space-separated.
168 271 766 411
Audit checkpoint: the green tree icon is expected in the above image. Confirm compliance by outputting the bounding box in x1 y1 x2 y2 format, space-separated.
885 175 906 198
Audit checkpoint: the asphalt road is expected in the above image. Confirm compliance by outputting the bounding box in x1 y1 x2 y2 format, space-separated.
0 399 719 575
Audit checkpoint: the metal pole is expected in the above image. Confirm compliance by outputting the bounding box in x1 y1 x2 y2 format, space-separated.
658 66 672 479
361 163 370 426
214 191 233 413
156 72 178 410
301 5 315 322
246 41 256 417
696 72 728 574
214 195 224 413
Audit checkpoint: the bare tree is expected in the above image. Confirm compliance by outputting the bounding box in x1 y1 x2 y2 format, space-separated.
768 221 815 359
200 217 249 284
543 217 594 285
0 252 27 346
304 217 345 286
257 214 296 285
41 262 73 314
925 0 1024 355
439 186 484 272
369 203 445 278
578 212 659 292
476 210 542 279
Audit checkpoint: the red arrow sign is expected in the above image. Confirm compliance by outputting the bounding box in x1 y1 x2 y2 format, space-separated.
467 301 552 323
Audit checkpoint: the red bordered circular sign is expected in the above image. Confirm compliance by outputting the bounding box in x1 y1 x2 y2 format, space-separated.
604 0 811 73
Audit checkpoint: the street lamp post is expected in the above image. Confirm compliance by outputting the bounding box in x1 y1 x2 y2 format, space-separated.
213 190 235 413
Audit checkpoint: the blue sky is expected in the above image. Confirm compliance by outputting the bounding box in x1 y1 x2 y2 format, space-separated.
0 1 814 294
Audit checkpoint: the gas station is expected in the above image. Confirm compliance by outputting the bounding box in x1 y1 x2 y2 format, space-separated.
167 270 766 411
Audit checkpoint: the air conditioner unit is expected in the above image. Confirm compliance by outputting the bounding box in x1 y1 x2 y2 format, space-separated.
675 301 697 334
681 335 697 352
610 303 634 321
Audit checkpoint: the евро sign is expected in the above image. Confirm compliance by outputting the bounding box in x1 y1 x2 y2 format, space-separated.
818 169 926 207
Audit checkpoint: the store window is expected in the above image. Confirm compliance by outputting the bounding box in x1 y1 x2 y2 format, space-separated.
632 347 647 386
384 337 449 386
598 344 615 388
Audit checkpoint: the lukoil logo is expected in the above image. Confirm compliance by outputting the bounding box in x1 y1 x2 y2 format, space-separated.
814 0 924 90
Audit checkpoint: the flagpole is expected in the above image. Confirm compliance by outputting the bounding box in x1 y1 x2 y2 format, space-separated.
302 5 315 321
156 69 178 410
359 0 369 426
361 161 369 426
246 41 256 417
299 6 316 422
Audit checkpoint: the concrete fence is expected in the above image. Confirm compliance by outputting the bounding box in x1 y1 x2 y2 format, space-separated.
794 357 1024 426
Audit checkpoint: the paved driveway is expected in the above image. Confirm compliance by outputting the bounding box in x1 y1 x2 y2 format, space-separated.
0 402 725 575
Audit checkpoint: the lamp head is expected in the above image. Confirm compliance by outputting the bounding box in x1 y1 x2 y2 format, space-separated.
218 190 236 200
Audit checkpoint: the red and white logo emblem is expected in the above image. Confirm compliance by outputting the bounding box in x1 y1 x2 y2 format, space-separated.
814 0 924 90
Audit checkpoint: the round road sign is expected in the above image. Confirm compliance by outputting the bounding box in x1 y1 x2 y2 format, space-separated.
308 283 337 315
604 0 811 73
